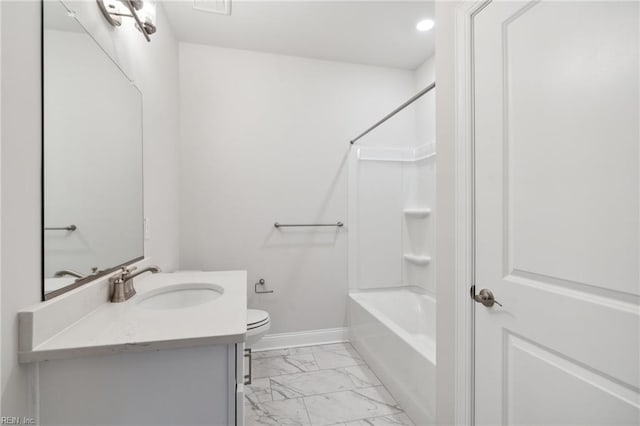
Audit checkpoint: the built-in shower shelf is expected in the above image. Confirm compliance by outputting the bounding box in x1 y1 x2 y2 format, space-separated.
403 208 431 218
403 254 431 265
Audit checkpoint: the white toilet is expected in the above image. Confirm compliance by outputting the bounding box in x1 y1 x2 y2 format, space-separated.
246 309 270 346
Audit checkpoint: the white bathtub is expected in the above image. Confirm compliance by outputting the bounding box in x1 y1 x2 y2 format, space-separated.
349 287 436 425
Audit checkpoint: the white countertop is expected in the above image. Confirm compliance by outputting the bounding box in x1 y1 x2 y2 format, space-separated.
19 270 247 363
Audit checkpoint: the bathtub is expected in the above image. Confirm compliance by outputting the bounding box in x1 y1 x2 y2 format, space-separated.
349 287 436 425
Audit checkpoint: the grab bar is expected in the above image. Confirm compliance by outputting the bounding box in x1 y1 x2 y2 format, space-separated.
274 222 343 229
45 225 77 231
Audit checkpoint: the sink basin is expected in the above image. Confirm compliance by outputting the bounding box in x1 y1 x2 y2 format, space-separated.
136 283 224 310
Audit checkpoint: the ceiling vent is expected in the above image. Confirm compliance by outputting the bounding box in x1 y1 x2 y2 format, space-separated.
193 0 231 16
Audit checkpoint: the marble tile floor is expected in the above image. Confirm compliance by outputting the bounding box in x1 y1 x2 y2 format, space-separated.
245 342 415 426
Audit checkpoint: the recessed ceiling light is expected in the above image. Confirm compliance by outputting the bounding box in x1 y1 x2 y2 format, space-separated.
416 19 435 32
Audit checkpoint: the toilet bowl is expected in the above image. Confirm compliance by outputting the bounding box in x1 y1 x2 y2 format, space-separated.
246 309 270 347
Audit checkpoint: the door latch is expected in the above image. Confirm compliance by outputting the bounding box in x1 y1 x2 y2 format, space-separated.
471 285 502 307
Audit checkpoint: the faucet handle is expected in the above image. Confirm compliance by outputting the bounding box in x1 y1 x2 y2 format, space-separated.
121 266 138 277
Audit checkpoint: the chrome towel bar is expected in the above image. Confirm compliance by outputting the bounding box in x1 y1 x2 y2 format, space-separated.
274 222 343 229
44 225 77 231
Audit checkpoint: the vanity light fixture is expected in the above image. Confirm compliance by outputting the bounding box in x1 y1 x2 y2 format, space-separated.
97 0 157 42
416 19 435 32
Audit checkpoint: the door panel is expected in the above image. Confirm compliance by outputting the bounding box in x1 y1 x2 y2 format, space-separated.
505 1 639 294
507 334 639 426
473 1 640 425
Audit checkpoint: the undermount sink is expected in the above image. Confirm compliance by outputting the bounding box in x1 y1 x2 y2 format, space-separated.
136 283 224 310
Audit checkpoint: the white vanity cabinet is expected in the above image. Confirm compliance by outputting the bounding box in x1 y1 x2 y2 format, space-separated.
37 343 246 426
19 271 248 426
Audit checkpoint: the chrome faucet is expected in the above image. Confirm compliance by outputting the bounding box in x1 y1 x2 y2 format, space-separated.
110 265 162 303
55 267 102 281
53 269 84 279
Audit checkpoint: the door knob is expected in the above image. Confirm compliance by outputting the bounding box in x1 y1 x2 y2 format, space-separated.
473 288 502 307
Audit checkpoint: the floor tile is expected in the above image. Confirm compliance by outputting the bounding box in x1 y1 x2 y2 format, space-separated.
245 377 273 404
253 353 319 379
304 386 402 426
245 397 311 426
342 413 415 426
254 346 314 359
246 343 414 426
313 348 364 369
270 369 360 400
338 365 382 388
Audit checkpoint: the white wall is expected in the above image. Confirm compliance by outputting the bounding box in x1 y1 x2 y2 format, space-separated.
179 43 417 334
1 2 42 416
414 56 436 145
1 0 180 417
435 2 461 425
0 0 3 414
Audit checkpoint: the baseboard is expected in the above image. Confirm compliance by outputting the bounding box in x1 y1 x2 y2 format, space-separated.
251 327 349 352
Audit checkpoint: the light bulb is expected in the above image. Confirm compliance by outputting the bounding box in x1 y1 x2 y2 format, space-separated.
416 19 435 32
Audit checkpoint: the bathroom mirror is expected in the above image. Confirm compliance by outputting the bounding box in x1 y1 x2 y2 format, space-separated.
43 1 144 299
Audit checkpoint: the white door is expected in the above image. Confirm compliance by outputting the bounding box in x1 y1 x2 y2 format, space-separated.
472 1 640 425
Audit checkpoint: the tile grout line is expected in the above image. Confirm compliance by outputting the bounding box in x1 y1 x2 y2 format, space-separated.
253 354 364 379
254 369 389 402
247 387 408 425
271 383 388 401
268 377 275 402
363 412 415 426
254 360 366 379
300 394 314 426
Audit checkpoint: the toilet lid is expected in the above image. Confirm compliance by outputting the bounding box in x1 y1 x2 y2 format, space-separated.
247 309 270 328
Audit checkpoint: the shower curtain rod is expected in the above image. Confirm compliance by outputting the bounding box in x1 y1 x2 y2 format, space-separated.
349 81 436 145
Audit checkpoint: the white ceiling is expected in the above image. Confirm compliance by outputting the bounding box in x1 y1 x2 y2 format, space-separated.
162 1 435 70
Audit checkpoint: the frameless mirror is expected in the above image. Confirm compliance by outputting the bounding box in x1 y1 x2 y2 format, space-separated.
43 1 144 299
